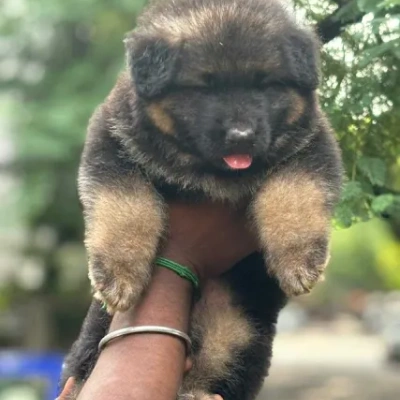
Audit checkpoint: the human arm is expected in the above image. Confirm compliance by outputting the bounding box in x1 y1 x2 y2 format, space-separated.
59 202 256 400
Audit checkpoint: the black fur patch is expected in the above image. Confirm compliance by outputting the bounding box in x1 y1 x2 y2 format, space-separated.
60 300 111 388
126 36 181 98
283 31 320 89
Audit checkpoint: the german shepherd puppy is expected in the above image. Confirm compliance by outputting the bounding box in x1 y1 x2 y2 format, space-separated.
62 0 343 398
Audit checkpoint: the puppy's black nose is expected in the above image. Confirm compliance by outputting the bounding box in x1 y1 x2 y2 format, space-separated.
226 127 255 143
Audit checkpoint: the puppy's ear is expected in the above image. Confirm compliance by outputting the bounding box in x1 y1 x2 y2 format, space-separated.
124 34 180 98
283 30 320 90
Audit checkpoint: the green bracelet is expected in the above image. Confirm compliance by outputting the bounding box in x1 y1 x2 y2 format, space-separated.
99 258 200 312
155 257 200 292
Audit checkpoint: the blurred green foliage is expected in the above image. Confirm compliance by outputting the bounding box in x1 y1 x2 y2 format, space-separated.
0 0 399 347
303 0 400 227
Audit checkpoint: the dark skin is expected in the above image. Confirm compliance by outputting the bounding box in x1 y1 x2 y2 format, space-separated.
59 202 257 400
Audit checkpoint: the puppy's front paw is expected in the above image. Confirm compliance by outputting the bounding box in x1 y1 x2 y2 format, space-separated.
84 184 165 313
268 237 330 296
89 254 152 313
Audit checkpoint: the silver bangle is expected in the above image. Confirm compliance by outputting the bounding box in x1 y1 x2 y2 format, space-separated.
98 325 192 354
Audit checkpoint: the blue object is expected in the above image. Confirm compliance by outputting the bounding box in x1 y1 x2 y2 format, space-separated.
0 351 64 400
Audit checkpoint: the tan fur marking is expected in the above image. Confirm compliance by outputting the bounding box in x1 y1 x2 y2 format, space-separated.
86 181 164 311
149 5 237 42
184 281 254 392
254 171 327 251
286 90 306 125
253 170 330 295
147 102 175 135
146 3 281 44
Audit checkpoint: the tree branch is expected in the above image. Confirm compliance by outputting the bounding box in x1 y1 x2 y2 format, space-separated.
317 1 400 44
316 4 365 44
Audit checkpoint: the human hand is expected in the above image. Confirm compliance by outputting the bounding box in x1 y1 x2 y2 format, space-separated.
58 378 224 400
59 202 254 400
162 201 257 283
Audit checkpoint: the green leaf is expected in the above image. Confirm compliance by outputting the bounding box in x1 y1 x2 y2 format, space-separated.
358 38 400 68
336 1 363 20
356 157 387 186
334 203 355 229
378 0 400 8
371 194 396 214
357 0 381 12
340 181 364 202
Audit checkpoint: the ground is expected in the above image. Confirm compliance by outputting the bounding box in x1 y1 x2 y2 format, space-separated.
257 319 400 400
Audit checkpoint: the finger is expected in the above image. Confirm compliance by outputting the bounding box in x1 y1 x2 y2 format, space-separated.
57 377 75 400
184 357 193 373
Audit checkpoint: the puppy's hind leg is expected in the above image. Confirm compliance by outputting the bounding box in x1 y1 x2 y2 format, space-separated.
61 300 111 391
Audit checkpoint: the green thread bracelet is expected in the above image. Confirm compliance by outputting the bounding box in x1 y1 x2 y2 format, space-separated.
155 257 200 292
100 258 200 312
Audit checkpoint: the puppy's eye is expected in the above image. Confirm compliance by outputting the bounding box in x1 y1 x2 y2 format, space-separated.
252 71 268 87
203 73 219 87
252 72 287 90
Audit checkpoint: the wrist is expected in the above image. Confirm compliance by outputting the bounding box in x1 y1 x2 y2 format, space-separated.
160 248 204 284
155 256 200 294
110 267 192 331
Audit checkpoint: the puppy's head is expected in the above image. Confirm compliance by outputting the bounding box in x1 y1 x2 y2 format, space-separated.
125 0 320 174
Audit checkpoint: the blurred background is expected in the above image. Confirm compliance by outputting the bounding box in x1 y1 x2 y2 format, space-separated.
0 0 399 399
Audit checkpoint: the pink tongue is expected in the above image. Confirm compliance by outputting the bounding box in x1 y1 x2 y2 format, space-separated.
223 154 253 170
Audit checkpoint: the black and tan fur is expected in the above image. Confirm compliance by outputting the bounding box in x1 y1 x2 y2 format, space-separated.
62 0 343 399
